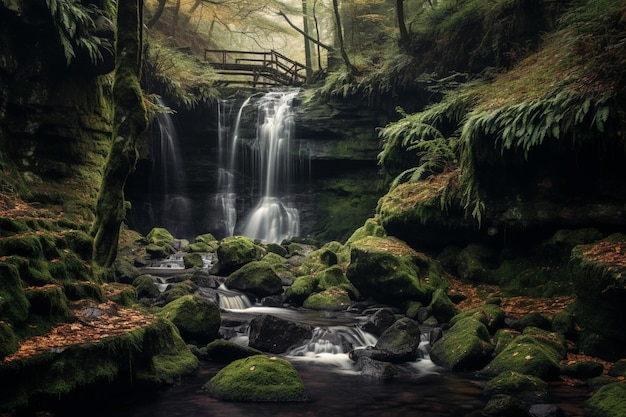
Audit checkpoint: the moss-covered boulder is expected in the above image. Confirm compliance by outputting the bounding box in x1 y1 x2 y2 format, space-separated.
266 243 288 257
493 328 521 355
480 334 564 380
510 312 552 332
607 359 626 378
0 321 18 359
427 288 459 324
449 303 506 333
456 243 498 282
0 263 30 324
203 355 307 402
430 316 494 371
248 315 312 354
262 252 295 285
317 265 359 297
483 371 549 404
346 236 435 307
345 218 387 245
374 317 422 362
158 295 220 345
569 234 626 360
584 383 626 417
145 227 175 258
560 360 604 379
187 233 219 253
132 275 160 299
215 236 263 275
296 247 338 276
225 261 283 299
303 287 351 311
284 275 319 304
201 340 263 363
183 253 204 269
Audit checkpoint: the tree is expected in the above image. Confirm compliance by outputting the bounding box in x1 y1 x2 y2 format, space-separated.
331 0 359 75
302 0 313 79
396 0 411 53
92 0 148 267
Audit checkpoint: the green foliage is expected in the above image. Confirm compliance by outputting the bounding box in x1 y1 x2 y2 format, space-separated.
44 0 113 66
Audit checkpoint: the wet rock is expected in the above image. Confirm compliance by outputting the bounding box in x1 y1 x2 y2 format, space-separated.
584 382 626 417
428 288 459 324
529 404 564 417
374 317 422 362
201 340 263 363
430 316 494 371
607 359 626 378
183 253 204 269
483 371 549 404
482 394 532 417
225 260 283 298
204 355 307 402
215 236 264 275
284 275 319 304
450 303 506 333
361 308 397 337
357 356 398 380
132 274 160 299
248 315 313 354
303 287 351 311
560 360 604 379
510 312 552 332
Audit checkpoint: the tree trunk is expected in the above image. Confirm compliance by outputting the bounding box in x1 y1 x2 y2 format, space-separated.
91 0 148 267
396 0 411 53
332 0 359 75
302 0 313 80
146 0 167 28
313 0 323 70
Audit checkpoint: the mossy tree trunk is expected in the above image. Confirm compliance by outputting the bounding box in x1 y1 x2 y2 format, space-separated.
91 0 147 267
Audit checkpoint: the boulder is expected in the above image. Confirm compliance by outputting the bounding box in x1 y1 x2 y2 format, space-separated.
158 295 220 344
427 288 459 324
183 253 204 269
449 303 506 333
357 356 397 380
493 328 521 355
374 317 422 362
560 360 604 379
303 287 351 311
284 275 319 304
317 265 359 298
483 371 549 404
430 316 494 371
132 274 160 299
482 394 532 417
361 308 397 337
248 315 313 354
584 382 626 417
296 247 338 276
201 340 263 363
510 312 552 332
346 236 435 306
215 236 263 275
607 359 626 377
225 261 283 299
203 355 307 402
529 404 564 417
145 227 175 258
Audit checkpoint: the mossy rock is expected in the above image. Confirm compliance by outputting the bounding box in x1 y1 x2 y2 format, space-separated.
0 263 30 324
561 360 604 379
203 355 307 402
24 285 72 320
160 280 198 304
187 242 212 252
427 288 459 324
456 243 498 283
303 287 351 311
429 316 494 371
552 310 577 340
262 253 295 285
225 261 283 299
317 265 359 298
584 383 626 417
493 328 521 355
62 230 94 261
183 253 204 269
0 218 29 237
0 321 18 359
607 359 626 378
145 228 176 258
158 295 220 345
284 275 319 304
266 243 288 257
132 275 160 299
511 312 552 332
0 235 44 258
345 218 387 245
449 303 506 333
202 340 263 363
107 286 137 306
296 247 338 276
522 327 567 358
480 334 564 380
7 257 54 286
375 317 422 362
483 371 549 404
63 282 105 302
216 236 264 275
346 236 435 307
195 233 218 245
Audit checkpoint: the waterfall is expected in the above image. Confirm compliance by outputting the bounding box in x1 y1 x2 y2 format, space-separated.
152 99 191 237
215 89 305 243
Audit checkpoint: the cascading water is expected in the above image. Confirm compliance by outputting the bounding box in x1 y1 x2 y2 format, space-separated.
215 89 304 243
151 99 191 237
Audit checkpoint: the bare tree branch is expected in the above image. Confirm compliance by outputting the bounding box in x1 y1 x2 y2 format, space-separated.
277 9 334 51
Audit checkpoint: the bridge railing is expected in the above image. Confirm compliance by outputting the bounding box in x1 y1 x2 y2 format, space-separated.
204 49 308 86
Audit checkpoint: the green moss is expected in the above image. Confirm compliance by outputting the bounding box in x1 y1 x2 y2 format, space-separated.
303 287 351 311
0 263 30 323
204 355 307 402
430 316 494 371
427 288 458 324
296 248 338 276
158 295 220 345
584 383 626 417
203 340 263 363
216 236 264 274
345 218 386 245
107 286 137 306
62 230 94 261
265 243 288 257
0 218 29 237
133 275 160 299
160 280 197 304
183 253 204 269
285 275 319 304
5 257 54 286
483 371 549 403
0 321 18 359
0 235 44 258
608 360 626 378
225 261 283 299
24 285 73 320
493 328 520 355
449 303 505 333
63 282 105 302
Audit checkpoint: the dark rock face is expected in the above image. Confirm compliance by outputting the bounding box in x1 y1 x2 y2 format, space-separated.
361 308 397 337
248 314 313 354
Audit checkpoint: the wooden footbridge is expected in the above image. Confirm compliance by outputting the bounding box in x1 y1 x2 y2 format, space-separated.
205 49 308 87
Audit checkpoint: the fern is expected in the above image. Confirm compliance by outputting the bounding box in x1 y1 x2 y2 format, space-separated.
45 0 113 66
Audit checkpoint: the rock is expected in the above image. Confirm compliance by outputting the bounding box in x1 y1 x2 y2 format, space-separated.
303 287 351 311
183 253 204 269
202 340 263 363
482 394 532 417
132 274 160 298
456 243 498 282
262 252 296 285
345 218 387 245
584 382 626 417
215 236 263 275
493 328 521 355
483 371 549 404
361 308 397 337
551 310 577 340
346 236 435 307
296 247 338 276
450 303 506 333
203 355 307 402
480 334 564 380
529 404 564 417
357 356 397 380
248 315 313 354
146 227 175 258
428 288 459 324
511 312 552 332
430 316 493 371
560 360 604 379
266 243 288 257
607 359 626 378
317 265 359 298
374 317 422 362
225 260 283 299
284 275 319 304
158 295 221 345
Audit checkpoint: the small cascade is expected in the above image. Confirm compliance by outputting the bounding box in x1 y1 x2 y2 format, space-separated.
217 284 253 310
214 90 306 243
289 326 378 357
152 99 191 237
